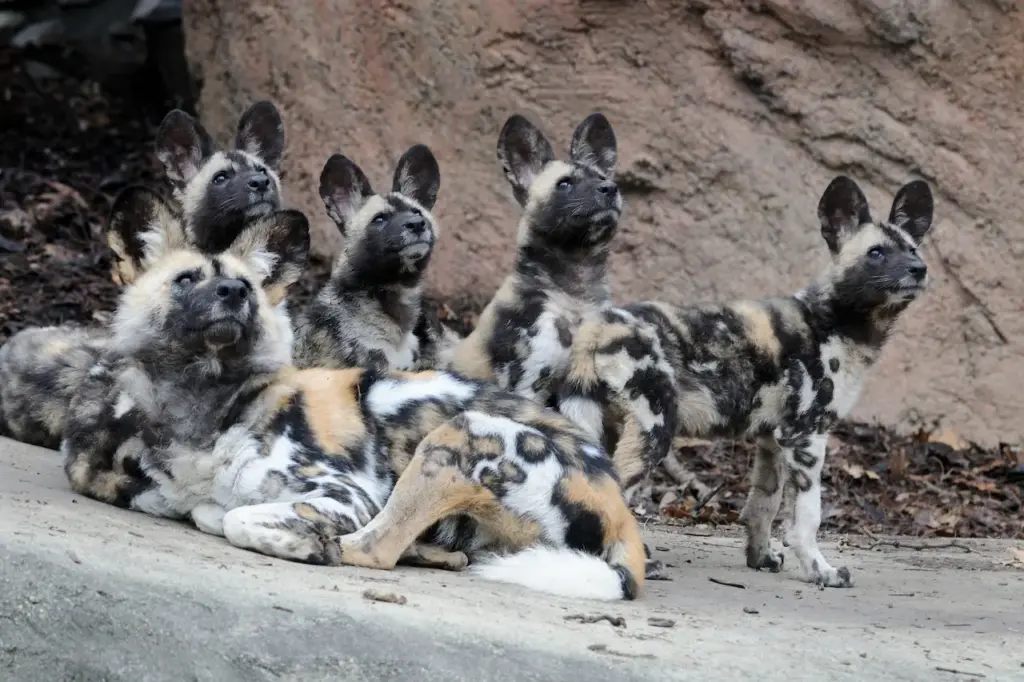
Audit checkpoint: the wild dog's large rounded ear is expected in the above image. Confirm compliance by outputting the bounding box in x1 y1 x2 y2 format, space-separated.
817 175 872 254
235 100 285 170
319 153 374 233
106 185 187 286
570 112 617 178
156 109 215 187
888 179 933 245
228 209 310 304
496 114 555 206
392 144 441 210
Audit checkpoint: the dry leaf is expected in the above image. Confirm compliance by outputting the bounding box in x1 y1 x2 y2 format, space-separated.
843 463 865 480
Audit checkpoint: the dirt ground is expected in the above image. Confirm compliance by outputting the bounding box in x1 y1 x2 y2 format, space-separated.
1 436 1022 682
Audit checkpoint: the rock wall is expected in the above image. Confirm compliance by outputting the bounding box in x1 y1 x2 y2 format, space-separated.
183 0 1023 446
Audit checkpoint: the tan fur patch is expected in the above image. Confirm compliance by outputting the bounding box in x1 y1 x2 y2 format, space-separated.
289 369 367 453
730 301 782 360
294 501 325 523
391 370 439 381
562 471 645 589
517 160 573 246
836 224 890 269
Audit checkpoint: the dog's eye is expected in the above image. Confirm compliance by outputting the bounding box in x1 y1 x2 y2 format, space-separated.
867 246 884 260
254 165 266 174
175 273 196 287
212 171 229 185
372 213 388 225
410 207 422 216
557 178 573 190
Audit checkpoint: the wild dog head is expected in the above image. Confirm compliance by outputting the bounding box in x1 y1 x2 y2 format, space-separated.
156 101 285 254
319 144 441 288
497 112 621 251
105 186 310 374
816 175 933 313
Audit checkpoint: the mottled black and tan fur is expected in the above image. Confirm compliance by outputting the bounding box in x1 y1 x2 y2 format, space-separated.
1 100 287 449
446 113 622 406
156 100 285 254
294 145 460 371
0 178 299 449
62 201 646 602
559 176 935 588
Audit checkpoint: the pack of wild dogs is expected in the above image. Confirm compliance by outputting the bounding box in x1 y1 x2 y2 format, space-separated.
0 100 936 601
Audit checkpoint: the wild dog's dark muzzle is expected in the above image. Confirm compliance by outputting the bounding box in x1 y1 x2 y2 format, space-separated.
202 278 252 348
908 258 927 282
216 278 251 310
246 171 271 193
399 211 428 238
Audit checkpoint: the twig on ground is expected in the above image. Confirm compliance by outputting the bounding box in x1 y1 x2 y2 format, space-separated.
708 577 746 589
647 617 676 628
934 665 986 678
692 481 728 518
868 540 973 553
588 644 656 660
565 613 626 628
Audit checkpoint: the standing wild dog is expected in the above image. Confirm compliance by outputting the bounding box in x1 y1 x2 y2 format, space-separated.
0 181 299 450
446 112 622 406
155 100 285 254
294 144 459 371
62 199 645 602
558 176 936 588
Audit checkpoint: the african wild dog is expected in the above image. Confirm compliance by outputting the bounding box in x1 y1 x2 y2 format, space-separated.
558 176 936 588
294 144 459 371
0 181 299 450
1 101 288 449
155 100 285 254
0 186 181 449
61 197 646 602
446 112 622 405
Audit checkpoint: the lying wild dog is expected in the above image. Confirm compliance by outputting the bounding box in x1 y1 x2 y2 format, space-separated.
0 100 288 449
155 99 285 255
61 199 646 602
294 144 460 371
0 183 299 449
558 176 935 588
446 112 622 405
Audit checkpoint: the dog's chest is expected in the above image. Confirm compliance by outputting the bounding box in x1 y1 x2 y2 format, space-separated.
816 338 870 419
381 331 420 370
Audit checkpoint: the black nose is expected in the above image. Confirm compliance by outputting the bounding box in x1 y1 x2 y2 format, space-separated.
597 180 618 196
247 173 270 192
909 261 927 280
404 214 426 235
216 278 250 308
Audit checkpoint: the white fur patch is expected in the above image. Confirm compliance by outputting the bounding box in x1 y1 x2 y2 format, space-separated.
247 246 279 282
366 373 476 417
462 411 568 541
557 396 604 443
112 393 136 419
470 546 625 601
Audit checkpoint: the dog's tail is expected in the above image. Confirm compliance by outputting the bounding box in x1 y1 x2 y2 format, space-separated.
470 540 644 601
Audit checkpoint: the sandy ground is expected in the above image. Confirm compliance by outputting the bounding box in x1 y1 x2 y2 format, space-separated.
0 436 1021 682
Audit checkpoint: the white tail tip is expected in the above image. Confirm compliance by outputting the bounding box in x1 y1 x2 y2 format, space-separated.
469 546 627 601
